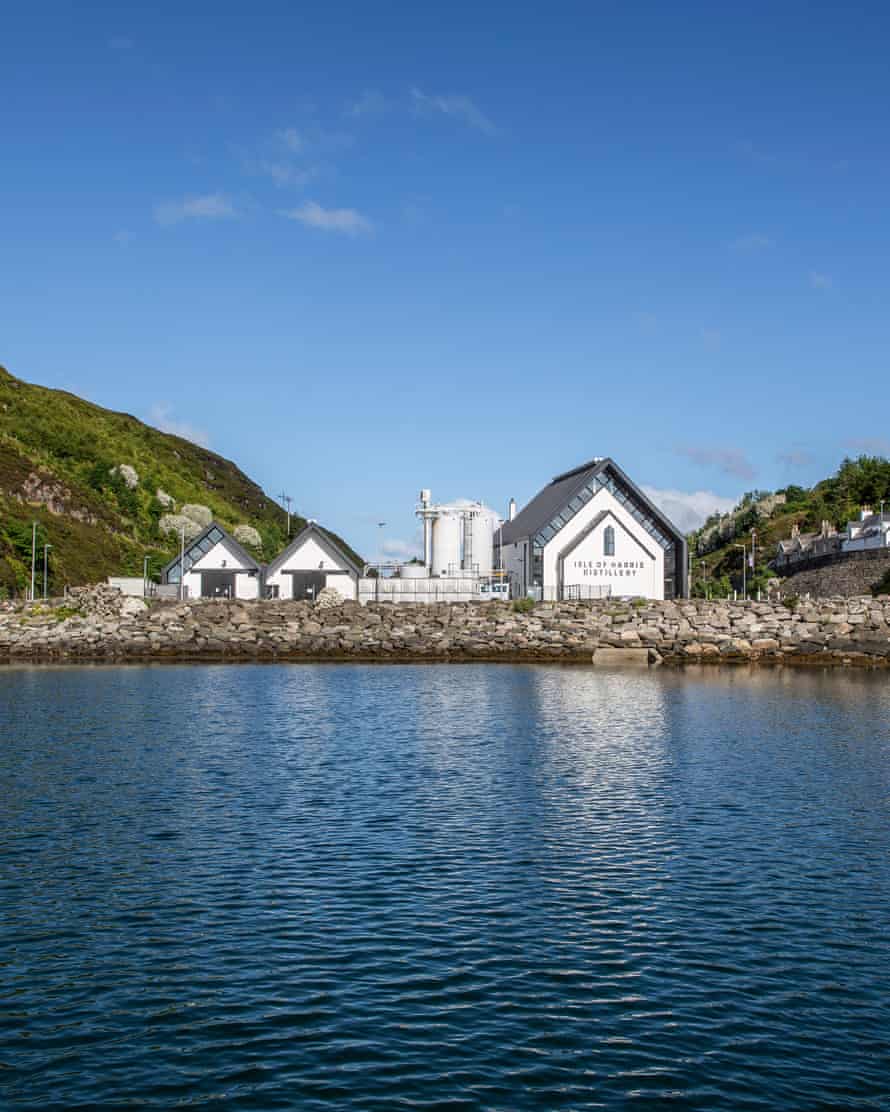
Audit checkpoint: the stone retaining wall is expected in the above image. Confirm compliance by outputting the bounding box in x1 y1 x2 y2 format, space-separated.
776 548 890 599
2 586 890 666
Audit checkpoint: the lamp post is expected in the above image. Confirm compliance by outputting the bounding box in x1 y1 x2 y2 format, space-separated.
377 522 386 572
734 542 747 600
43 544 52 599
30 521 37 601
143 554 150 598
179 526 186 601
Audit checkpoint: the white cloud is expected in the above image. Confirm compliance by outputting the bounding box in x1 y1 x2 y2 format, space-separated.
148 404 210 448
277 127 303 153
642 487 737 533
108 36 134 50
675 445 756 480
810 271 832 290
251 159 316 187
279 200 372 235
114 230 132 248
346 90 388 118
730 233 773 251
153 192 235 226
381 537 422 559
410 87 496 134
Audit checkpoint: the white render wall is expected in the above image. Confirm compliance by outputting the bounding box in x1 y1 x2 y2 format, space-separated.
181 537 260 600
544 487 664 599
265 533 357 601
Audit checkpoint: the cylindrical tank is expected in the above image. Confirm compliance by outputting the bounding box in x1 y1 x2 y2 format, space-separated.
466 511 496 574
400 563 427 579
431 513 461 576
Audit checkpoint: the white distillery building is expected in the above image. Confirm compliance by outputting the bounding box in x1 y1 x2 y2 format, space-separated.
162 523 263 600
497 457 688 601
265 523 362 601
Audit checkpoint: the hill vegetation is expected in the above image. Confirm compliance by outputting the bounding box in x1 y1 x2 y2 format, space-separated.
688 456 890 597
0 365 361 596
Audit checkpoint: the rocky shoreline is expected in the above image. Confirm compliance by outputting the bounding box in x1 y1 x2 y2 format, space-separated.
1 586 889 667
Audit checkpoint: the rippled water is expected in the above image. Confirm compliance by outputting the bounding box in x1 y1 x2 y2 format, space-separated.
1 664 889 1109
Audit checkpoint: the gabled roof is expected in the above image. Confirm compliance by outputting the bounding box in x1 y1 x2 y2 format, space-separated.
500 456 684 548
162 522 262 582
265 522 363 578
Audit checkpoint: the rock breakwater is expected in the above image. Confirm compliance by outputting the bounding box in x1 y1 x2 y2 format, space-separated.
2 586 890 666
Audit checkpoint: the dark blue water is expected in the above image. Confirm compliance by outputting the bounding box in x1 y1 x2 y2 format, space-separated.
1 664 889 1110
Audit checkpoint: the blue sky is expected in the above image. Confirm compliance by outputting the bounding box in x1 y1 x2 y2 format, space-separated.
3 2 890 558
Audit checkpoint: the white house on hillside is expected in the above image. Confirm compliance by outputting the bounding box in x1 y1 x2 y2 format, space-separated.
843 507 890 553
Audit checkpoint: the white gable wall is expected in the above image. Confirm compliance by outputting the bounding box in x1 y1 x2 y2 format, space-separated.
181 537 260 600
543 487 664 599
266 533 357 601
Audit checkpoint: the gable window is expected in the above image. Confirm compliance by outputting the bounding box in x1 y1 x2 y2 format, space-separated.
604 525 615 556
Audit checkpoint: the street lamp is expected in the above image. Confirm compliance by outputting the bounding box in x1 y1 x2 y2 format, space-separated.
143 554 151 598
179 526 186 601
734 542 747 600
43 544 52 599
30 521 37 601
377 521 386 571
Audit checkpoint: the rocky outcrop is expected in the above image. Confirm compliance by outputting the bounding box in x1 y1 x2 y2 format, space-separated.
2 589 890 666
233 524 262 549
158 513 204 541
180 503 213 528
111 464 139 490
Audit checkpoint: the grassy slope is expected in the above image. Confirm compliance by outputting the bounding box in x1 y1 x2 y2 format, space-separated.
688 457 890 597
0 365 362 594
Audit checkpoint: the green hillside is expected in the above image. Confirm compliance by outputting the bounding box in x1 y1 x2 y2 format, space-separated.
688 456 890 597
0 365 361 596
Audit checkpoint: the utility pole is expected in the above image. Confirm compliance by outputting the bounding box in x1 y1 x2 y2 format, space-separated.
30 522 37 601
179 526 186 601
43 544 52 599
278 491 292 536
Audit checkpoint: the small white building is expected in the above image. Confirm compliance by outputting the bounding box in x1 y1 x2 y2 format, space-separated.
264 522 362 601
162 523 262 600
842 507 890 553
497 457 687 601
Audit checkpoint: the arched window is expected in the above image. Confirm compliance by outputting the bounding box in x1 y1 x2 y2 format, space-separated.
604 525 615 556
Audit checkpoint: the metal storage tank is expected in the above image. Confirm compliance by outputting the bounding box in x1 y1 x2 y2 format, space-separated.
431 513 462 576
466 510 497 574
400 563 427 579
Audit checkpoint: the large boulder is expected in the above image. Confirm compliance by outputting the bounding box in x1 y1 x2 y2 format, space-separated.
112 464 139 490
180 503 213 528
155 488 174 508
159 513 204 541
233 524 262 549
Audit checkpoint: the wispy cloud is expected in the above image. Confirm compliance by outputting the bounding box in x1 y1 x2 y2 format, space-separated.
776 449 813 467
675 445 756 481
108 36 134 50
345 89 389 118
844 436 890 457
113 230 132 248
730 233 773 251
381 537 422 560
276 127 303 153
245 158 316 187
148 404 210 448
411 87 496 134
279 200 372 235
810 271 832 290
153 192 235 226
642 487 737 533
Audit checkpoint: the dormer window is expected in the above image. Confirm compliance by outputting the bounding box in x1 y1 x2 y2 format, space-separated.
604 525 615 557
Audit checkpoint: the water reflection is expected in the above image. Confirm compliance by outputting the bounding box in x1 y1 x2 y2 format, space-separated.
1 663 889 1110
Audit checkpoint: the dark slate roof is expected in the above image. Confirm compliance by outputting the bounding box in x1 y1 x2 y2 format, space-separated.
161 522 262 582
499 457 684 547
265 522 363 578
